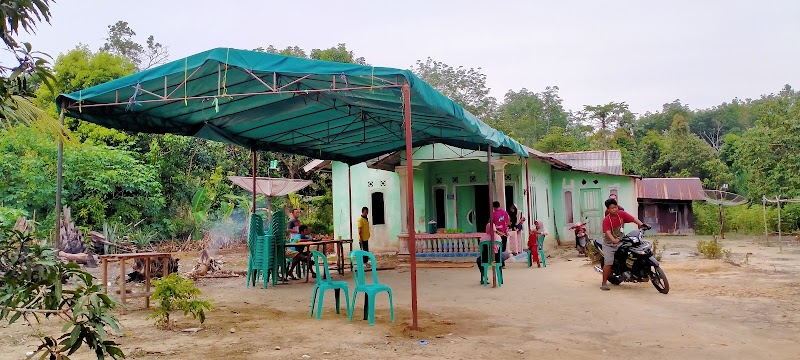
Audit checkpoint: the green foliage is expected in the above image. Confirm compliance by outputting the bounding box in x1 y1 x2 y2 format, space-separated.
696 239 729 260
0 230 124 359
149 274 212 329
535 126 582 153
0 205 27 229
494 87 569 146
0 126 164 230
412 57 497 120
100 20 169 70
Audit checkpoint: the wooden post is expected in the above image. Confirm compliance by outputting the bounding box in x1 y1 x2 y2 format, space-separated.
402 81 419 330
145 258 151 308
120 259 127 307
55 105 66 249
102 258 108 294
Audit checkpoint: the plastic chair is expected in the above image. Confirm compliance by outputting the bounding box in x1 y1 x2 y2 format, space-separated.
309 251 350 319
348 250 394 325
246 214 271 288
527 233 546 268
478 240 504 287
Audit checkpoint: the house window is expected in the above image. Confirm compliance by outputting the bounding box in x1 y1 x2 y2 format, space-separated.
371 192 386 225
434 187 446 228
565 191 574 223
546 191 551 217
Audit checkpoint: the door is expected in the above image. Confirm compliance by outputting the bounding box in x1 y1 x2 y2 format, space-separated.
579 188 603 237
474 185 490 231
456 186 476 232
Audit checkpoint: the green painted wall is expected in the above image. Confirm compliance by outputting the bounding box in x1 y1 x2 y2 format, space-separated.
551 169 638 244
331 162 402 252
331 144 639 254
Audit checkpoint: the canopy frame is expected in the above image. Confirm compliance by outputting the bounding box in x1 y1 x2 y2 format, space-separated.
54 48 530 330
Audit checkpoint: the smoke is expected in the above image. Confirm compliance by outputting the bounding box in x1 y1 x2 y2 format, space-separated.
205 218 245 256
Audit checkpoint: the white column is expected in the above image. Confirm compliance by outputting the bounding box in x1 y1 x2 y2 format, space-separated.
396 165 409 235
491 159 508 209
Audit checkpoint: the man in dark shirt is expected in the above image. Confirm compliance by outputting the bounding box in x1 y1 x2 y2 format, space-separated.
287 208 301 236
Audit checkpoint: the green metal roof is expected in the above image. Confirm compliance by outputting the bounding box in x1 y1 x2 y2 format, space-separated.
56 48 527 164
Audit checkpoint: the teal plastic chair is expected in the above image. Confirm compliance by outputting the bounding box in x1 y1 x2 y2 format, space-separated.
348 250 394 325
526 234 546 268
478 240 504 287
309 251 350 319
537 234 546 267
246 214 271 289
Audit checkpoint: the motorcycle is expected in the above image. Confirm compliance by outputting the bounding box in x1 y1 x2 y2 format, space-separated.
569 218 590 256
592 226 669 294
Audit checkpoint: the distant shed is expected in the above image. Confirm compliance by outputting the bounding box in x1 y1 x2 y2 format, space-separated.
637 178 705 234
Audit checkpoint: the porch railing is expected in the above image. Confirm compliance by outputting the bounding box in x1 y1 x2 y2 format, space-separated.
398 233 483 260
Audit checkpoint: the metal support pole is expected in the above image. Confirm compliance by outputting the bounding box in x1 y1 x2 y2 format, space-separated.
251 148 257 213
348 166 353 241
487 146 496 288
402 81 419 330
525 158 532 232
55 105 66 249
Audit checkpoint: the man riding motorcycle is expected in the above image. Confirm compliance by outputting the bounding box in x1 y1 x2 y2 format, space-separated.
600 198 650 291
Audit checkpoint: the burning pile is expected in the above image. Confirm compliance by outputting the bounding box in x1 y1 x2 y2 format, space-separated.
186 249 241 279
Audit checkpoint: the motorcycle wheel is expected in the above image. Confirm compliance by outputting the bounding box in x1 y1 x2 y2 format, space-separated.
651 266 669 294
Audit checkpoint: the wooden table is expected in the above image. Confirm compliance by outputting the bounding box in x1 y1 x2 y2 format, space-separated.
99 252 171 309
285 239 353 282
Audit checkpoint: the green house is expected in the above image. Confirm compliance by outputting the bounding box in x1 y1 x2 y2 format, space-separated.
308 146 638 260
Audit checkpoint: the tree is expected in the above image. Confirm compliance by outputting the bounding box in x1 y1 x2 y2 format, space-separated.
100 20 169 70
0 0 57 131
734 88 800 200
535 126 581 153
310 43 366 65
256 45 307 58
658 114 731 187
634 130 667 177
495 87 569 146
35 45 137 147
411 57 497 120
634 99 692 138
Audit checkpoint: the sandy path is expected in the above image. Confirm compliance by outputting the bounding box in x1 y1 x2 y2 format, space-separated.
1 238 799 360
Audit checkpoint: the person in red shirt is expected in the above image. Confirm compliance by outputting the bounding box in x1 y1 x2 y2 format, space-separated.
491 201 510 268
599 198 649 291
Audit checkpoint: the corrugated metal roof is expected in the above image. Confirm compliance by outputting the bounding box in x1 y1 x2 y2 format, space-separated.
637 178 705 200
548 150 623 175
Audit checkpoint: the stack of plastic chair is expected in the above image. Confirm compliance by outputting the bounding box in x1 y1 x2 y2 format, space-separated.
246 214 271 288
348 250 394 326
478 240 504 287
266 210 286 286
309 250 350 319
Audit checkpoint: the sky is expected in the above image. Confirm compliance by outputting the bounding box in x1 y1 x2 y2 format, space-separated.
11 0 800 115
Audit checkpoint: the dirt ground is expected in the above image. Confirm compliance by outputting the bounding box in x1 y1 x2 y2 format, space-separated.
1 235 799 360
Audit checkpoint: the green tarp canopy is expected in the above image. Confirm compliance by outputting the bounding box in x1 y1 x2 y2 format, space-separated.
55 48 527 164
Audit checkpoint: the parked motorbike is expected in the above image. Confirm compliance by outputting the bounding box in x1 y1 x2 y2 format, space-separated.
569 218 590 256
592 226 669 294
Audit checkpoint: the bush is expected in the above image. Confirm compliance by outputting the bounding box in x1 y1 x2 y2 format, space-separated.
692 201 799 236
149 273 212 329
696 239 730 259
0 230 124 359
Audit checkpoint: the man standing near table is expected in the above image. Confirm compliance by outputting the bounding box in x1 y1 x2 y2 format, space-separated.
288 208 301 236
357 207 370 265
